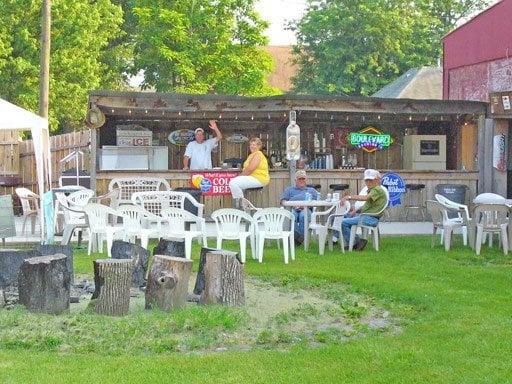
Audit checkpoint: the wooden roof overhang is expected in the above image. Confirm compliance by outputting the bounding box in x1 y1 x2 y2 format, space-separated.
89 91 488 124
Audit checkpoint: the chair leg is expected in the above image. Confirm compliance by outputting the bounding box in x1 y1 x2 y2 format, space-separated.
373 229 379 251
30 215 36 235
349 227 357 251
216 237 222 250
444 226 452 251
258 235 265 263
282 236 289 264
185 237 193 260
106 232 114 258
87 233 94 255
462 226 468 246
140 234 149 250
202 235 207 247
318 229 327 256
250 233 257 259
501 226 508 255
475 227 483 256
290 232 295 261
61 225 74 245
328 230 334 251
440 228 444 245
239 236 247 263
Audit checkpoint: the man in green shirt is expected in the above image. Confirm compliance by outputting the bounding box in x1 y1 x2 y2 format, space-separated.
342 169 388 251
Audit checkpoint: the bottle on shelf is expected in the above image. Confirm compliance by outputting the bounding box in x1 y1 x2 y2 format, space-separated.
314 133 320 153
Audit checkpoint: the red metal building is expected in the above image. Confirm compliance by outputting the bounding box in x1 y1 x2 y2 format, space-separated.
443 0 512 101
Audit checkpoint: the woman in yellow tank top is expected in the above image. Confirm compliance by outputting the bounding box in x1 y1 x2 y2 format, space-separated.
229 137 269 206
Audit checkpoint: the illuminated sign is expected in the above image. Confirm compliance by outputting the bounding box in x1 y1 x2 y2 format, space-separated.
349 127 392 153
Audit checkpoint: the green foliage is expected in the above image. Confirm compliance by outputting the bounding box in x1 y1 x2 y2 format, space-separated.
0 0 127 132
130 0 279 95
290 0 490 96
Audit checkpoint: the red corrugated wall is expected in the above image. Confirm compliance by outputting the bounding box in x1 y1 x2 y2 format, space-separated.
443 0 512 100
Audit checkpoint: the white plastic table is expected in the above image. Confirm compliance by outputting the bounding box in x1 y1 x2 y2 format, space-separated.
282 200 338 251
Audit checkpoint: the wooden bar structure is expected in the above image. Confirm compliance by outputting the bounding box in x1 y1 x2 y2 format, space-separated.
89 91 487 221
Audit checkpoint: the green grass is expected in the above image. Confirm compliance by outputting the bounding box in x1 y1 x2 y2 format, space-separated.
1 235 512 383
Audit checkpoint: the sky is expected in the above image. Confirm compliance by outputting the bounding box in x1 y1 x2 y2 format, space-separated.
255 0 308 45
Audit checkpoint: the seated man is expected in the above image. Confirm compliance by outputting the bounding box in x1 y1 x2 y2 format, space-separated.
280 170 319 244
342 169 387 251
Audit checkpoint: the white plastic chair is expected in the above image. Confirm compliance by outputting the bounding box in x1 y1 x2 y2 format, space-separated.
211 208 255 263
253 208 295 264
426 200 463 251
348 186 389 251
132 191 204 218
159 207 207 260
15 187 39 235
82 203 124 257
56 192 89 245
116 205 162 250
473 204 509 256
109 177 171 206
435 194 469 246
309 200 350 255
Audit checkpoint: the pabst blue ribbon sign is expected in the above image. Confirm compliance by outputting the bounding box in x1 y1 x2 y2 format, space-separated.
381 172 406 206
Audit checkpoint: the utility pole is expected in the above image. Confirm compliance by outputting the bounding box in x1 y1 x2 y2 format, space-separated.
39 0 51 118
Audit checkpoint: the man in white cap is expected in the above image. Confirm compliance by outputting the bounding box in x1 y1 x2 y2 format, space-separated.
341 169 387 251
280 169 319 244
183 120 223 170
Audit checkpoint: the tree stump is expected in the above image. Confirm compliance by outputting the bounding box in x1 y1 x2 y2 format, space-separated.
145 255 192 310
89 259 134 316
153 238 185 258
111 240 149 288
199 250 245 306
193 247 218 295
17 254 70 314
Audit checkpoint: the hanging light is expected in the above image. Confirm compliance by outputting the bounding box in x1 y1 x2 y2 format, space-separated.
377 115 381 120
251 115 254 120
178 111 182 116
128 109 132 114
408 115 412 121
111 109 114 113
145 109 148 114
218 114 222 119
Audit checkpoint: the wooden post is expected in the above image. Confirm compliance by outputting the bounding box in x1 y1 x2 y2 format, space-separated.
145 255 192 310
39 0 51 118
199 250 245 306
17 254 70 314
89 259 133 316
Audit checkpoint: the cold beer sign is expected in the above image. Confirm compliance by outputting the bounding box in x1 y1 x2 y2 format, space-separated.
190 171 238 196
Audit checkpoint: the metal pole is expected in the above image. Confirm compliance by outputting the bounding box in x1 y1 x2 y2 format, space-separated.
39 0 51 118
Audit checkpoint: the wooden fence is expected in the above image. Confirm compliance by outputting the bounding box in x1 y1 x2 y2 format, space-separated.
0 130 92 197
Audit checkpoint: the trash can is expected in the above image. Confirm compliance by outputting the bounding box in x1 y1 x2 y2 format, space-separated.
174 187 202 216
435 184 467 218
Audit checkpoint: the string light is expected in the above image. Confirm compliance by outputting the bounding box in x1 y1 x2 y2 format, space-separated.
235 115 238 120
178 111 182 116
408 115 412 121
315 112 318 118
251 115 254 120
377 115 381 120
346 115 349 121
362 116 365 122
145 109 148 114
218 114 222 119
330 115 334 120
162 111 165 116
267 113 271 120
128 109 132 114
111 109 114 113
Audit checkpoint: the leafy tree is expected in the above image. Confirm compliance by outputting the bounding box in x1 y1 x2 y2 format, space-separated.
290 0 490 96
131 0 279 95
0 0 126 132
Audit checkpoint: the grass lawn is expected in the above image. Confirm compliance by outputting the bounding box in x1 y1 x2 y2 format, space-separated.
1 235 511 383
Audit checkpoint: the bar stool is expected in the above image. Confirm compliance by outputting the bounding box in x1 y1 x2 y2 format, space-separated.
404 184 426 221
244 186 264 207
329 184 350 192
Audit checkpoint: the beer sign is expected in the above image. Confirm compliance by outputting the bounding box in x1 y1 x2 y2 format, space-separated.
350 127 391 153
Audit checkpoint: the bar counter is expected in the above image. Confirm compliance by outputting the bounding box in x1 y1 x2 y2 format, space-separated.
95 169 478 221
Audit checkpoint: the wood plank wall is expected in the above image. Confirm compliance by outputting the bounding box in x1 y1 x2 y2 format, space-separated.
96 169 478 221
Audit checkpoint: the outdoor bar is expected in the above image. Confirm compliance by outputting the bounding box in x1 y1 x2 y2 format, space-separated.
88 91 487 220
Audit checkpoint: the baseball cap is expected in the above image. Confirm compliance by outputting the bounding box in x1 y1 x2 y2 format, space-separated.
295 170 307 179
194 127 204 134
364 169 380 180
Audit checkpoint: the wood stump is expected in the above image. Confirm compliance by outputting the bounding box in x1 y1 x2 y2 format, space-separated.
199 250 245 306
193 247 218 295
153 239 185 258
89 259 134 316
145 255 192 310
111 240 149 288
17 254 70 314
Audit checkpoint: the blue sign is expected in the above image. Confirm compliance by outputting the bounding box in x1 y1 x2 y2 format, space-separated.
199 177 212 193
381 172 406 206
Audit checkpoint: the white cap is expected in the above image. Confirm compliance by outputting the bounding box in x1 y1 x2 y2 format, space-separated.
194 127 204 134
364 169 380 180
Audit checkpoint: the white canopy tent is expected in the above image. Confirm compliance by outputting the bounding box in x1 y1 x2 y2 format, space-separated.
0 98 52 242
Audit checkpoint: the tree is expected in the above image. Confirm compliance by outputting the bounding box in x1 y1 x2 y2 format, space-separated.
0 0 127 132
290 0 490 96
130 0 279 95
